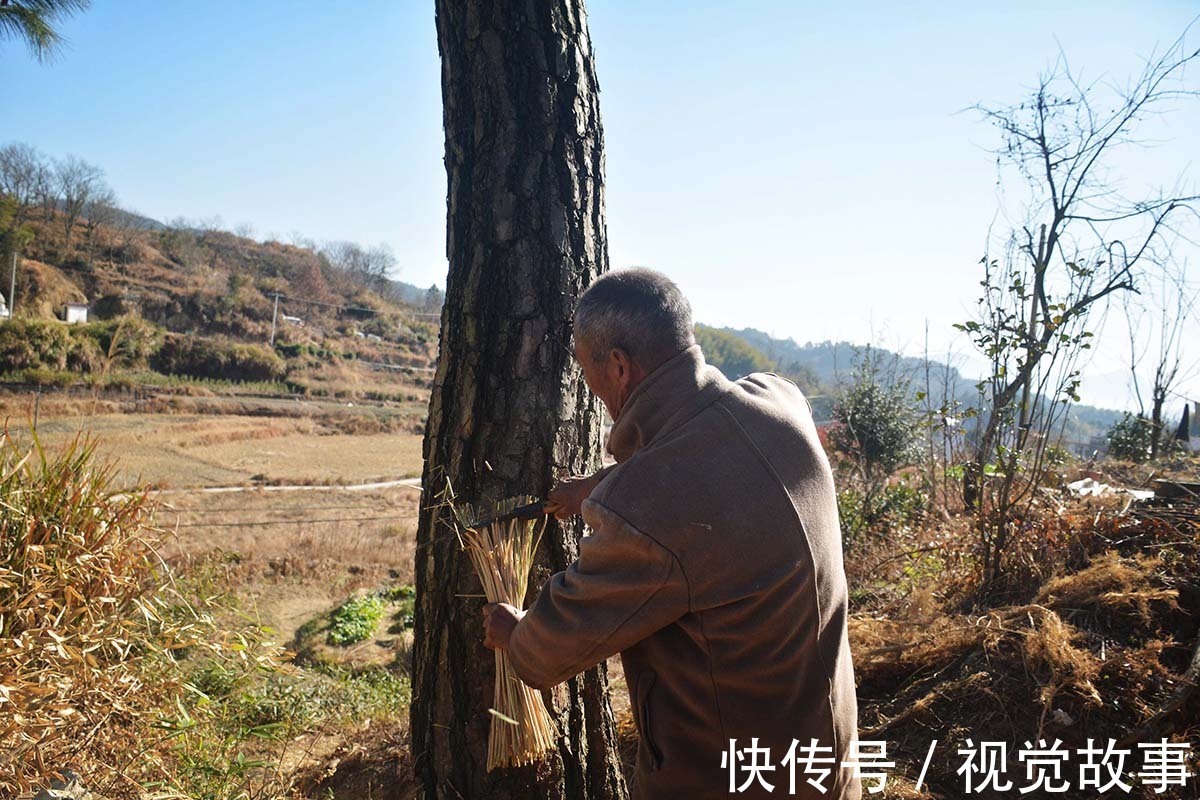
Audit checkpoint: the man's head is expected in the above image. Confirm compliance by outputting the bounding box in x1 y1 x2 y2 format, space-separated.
572 268 695 418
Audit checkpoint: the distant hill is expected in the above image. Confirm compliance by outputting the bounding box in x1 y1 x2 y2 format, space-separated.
702 326 1123 447
384 277 444 308
108 206 168 232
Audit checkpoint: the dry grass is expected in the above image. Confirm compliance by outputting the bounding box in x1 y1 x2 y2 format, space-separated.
454 499 558 771
6 369 1195 797
850 505 1199 797
1034 550 1180 624
0 428 286 798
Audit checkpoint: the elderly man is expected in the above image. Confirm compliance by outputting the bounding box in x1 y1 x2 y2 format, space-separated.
482 268 862 800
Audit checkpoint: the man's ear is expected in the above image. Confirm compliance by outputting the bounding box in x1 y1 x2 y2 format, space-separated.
609 348 633 385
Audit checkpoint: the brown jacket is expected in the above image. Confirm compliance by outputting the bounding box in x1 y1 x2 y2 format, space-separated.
508 345 862 800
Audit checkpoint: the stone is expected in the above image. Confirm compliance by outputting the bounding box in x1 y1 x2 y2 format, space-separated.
33 768 90 800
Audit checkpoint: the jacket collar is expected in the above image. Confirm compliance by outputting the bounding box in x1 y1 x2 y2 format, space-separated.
606 344 730 463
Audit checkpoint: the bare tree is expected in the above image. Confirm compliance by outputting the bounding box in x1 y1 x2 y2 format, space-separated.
82 187 118 268
320 240 366 290
55 155 107 251
960 29 1200 586
362 243 397 292
107 203 140 264
319 240 396 295
32 158 55 221
1124 259 1198 458
0 142 45 225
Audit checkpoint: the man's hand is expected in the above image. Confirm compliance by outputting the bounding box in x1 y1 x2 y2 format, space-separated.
545 472 604 519
482 602 524 650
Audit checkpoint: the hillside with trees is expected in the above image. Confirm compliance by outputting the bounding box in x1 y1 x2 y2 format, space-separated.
0 142 443 404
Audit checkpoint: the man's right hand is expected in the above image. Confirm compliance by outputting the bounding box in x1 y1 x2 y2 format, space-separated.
546 471 605 519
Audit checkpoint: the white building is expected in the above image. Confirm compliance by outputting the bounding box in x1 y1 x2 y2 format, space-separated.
64 303 89 324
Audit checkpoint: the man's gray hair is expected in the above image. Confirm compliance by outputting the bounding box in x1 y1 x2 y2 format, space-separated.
573 268 695 369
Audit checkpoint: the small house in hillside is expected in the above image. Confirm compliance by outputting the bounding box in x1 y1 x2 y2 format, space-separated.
64 303 89 324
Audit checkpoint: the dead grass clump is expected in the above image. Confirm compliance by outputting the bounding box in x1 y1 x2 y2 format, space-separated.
849 611 982 687
142 395 208 414
851 513 1199 796
1021 606 1104 725
854 602 1115 793
331 413 387 435
1035 550 1180 628
0 427 164 793
0 425 284 797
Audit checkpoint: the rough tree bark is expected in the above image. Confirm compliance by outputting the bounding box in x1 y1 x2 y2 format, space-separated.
410 2 627 798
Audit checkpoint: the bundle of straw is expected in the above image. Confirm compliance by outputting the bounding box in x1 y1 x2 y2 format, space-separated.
454 497 558 771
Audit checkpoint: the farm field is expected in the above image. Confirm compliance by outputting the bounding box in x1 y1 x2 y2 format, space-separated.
1 404 425 488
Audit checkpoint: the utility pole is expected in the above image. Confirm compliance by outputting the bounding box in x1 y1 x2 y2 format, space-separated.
7 251 16 320
269 293 279 346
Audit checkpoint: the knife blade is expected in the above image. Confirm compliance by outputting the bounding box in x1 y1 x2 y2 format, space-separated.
464 499 553 530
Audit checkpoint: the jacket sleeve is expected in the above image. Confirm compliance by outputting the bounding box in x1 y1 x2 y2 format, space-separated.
505 498 689 690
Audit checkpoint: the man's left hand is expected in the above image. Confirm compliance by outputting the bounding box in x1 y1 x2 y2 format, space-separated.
482 602 524 650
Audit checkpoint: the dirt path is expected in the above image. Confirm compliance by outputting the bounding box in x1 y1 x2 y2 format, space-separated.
149 477 423 495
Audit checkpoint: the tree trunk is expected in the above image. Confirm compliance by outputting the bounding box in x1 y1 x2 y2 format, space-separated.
1150 389 1165 461
411 2 626 799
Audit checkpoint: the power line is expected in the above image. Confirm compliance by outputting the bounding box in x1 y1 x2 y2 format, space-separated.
173 514 409 529
271 291 439 319
359 359 436 373
166 503 403 514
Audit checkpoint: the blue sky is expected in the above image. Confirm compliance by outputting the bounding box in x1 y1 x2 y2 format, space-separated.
3 1 1199 411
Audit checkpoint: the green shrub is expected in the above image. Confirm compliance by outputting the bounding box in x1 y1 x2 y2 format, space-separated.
839 482 927 541
76 315 164 368
151 333 287 383
384 584 416 633
1107 412 1154 462
66 334 103 372
830 347 920 479
5 367 75 386
0 318 71 371
327 594 386 646
0 317 164 376
274 341 305 359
